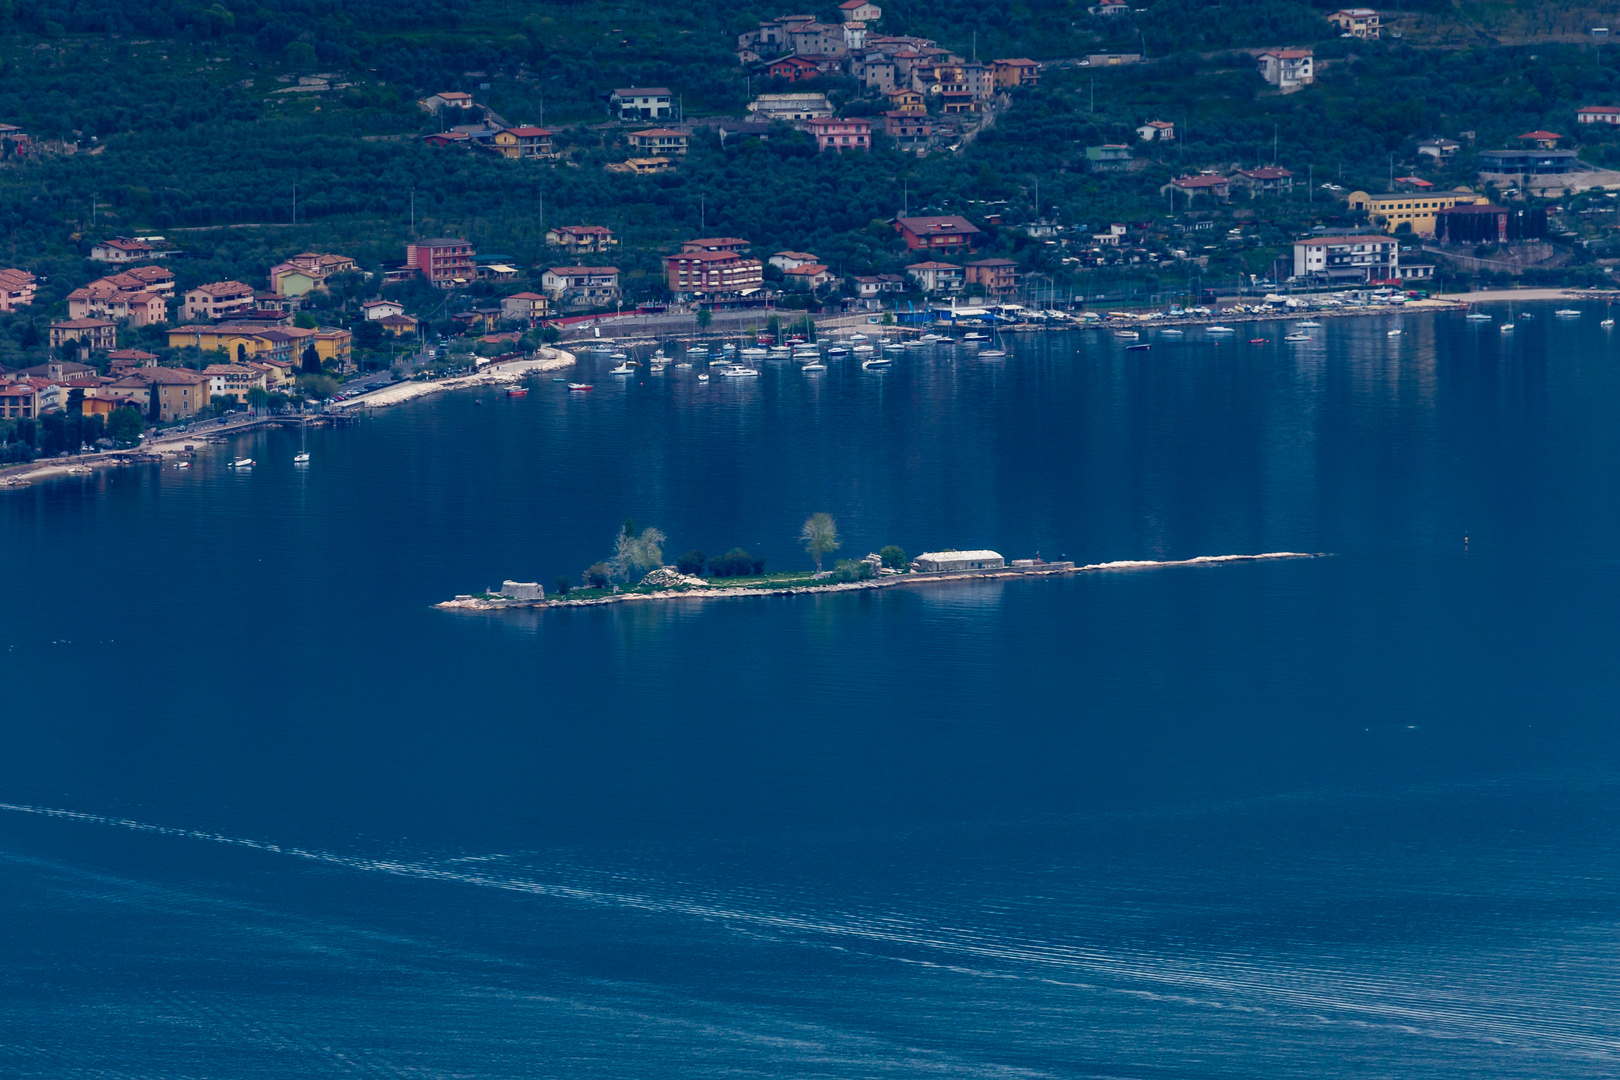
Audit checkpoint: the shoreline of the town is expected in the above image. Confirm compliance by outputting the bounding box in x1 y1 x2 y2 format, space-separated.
435 552 1325 613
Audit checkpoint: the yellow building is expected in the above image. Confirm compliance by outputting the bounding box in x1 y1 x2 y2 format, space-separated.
1346 188 1488 236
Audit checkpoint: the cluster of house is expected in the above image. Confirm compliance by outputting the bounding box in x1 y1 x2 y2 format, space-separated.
0 341 343 425
726 5 1038 152
419 91 556 158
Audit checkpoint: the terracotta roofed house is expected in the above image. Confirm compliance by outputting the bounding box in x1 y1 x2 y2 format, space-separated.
894 215 982 252
109 366 212 421
627 128 690 155
540 266 622 308
493 126 555 158
1578 105 1620 125
183 281 256 321
664 250 764 296
49 318 118 351
805 117 871 151
1327 8 1380 39
547 225 617 251
782 263 832 289
904 260 964 293
406 238 476 287
1230 166 1294 195
0 268 36 312
1165 173 1232 200
90 237 155 263
964 258 1017 295
991 58 1040 88
769 251 820 271
502 292 550 323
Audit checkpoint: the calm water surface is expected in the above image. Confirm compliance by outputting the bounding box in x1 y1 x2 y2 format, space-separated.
4 310 1620 1077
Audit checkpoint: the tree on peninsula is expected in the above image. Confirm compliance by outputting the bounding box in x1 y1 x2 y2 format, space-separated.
611 519 667 581
801 513 841 572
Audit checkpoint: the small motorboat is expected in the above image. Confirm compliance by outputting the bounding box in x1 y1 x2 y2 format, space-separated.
851 345 875 355
962 332 989 342
1519 312 1534 320
610 364 635 375
675 361 693 369
172 461 190 469
1206 325 1236 334
610 351 629 360
1114 329 1140 340
1126 343 1151 352
1159 328 1184 337
1295 320 1322 328
721 343 737 353
1500 323 1515 334
976 349 1007 360
1465 311 1493 322
1604 318 1616 328
568 383 594 391
741 347 768 359
229 457 254 468
722 366 760 377
1386 328 1402 337
802 361 827 372
1284 332 1311 342
825 347 849 358
293 452 310 464
505 387 528 397
688 346 710 357
1249 338 1268 344
1556 309 1582 318
862 356 893 367
553 377 568 382
697 373 710 381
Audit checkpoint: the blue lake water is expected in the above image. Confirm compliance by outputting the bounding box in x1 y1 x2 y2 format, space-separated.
4 310 1620 1077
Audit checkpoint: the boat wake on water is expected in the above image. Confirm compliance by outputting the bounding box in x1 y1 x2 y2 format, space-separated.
1076 551 1326 572
2 799 1616 1062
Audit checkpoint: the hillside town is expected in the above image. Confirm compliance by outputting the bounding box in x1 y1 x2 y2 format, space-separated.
3 2 1619 463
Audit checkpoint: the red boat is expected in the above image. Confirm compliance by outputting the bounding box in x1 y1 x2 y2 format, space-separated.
505 387 528 397
1248 338 1268 344
568 383 594 392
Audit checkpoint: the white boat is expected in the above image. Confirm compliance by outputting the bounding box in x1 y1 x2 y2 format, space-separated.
687 345 709 356
768 346 792 357
1284 333 1311 342
1114 329 1140 340
675 361 693 369
1604 318 1616 328
825 346 849 358
849 333 868 343
1159 328 1184 337
740 347 768 359
229 457 254 468
1500 322 1515 334
722 366 760 377
861 356 892 367
962 331 989 342
904 339 929 349
721 343 737 353
802 361 827 372
610 363 635 374
1556 309 1581 318
1519 312 1534 320
1465 311 1493 321
1295 320 1322 328
977 349 1007 359
1387 328 1402 337
293 452 310 463
172 461 190 469
697 373 709 381
851 344 874 355
609 351 628 360
1206 325 1236 334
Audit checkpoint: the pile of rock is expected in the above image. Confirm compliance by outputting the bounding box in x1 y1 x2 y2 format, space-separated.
640 566 706 588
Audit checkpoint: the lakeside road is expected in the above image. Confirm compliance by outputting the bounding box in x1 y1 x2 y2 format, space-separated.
1435 288 1620 303
332 348 575 411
